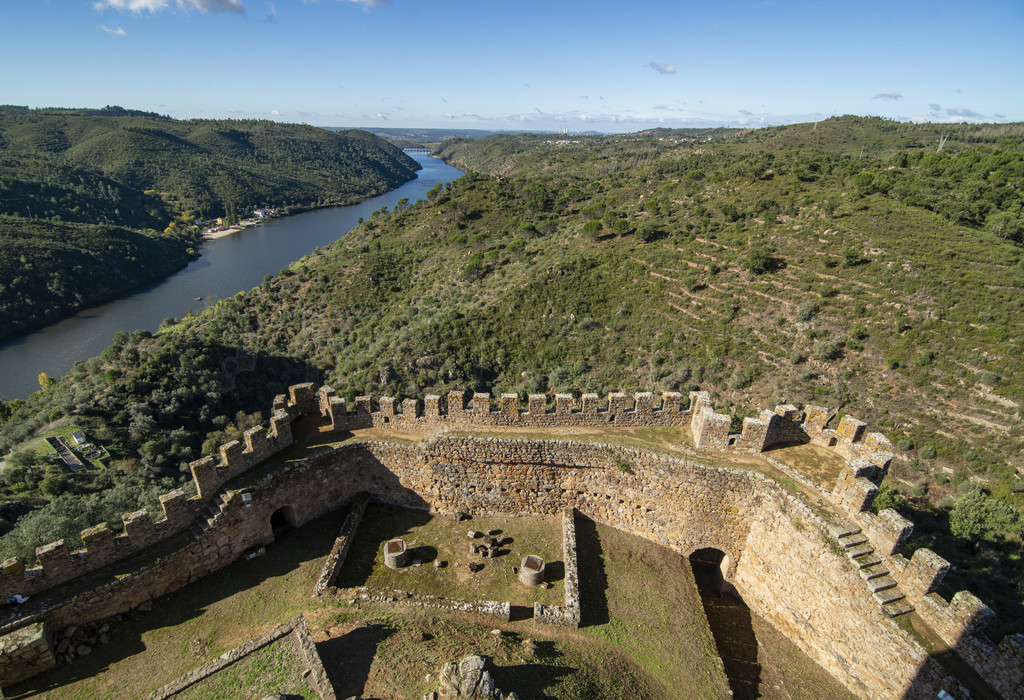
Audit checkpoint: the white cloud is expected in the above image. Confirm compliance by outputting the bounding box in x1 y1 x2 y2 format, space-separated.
872 93 903 101
100 24 127 35
341 0 390 10
647 62 676 75
945 106 984 119
270 109 280 115
95 0 244 13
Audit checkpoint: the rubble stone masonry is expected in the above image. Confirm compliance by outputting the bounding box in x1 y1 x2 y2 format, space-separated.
1 384 1021 698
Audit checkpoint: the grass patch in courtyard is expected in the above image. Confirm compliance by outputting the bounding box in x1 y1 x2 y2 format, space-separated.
339 504 564 608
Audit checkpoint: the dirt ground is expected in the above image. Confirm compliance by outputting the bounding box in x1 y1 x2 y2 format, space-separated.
11 506 852 699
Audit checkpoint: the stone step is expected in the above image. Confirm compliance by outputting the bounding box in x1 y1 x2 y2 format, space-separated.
867 575 898 594
846 543 876 558
854 554 883 570
828 522 862 539
859 564 890 581
882 599 915 618
839 533 869 548
872 587 906 606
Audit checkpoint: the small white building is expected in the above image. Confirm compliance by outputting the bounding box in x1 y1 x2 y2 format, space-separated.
71 431 86 445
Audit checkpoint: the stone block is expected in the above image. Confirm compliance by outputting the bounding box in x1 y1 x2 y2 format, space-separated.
634 392 654 414
287 382 317 416
863 432 893 451
81 523 115 559
804 404 832 432
355 395 372 417
402 398 418 420
317 385 336 416
581 393 600 414
36 540 70 575
219 440 244 469
159 488 191 527
472 393 490 414
0 621 57 686
500 393 519 415
123 509 156 543
528 394 547 416
447 390 466 415
661 391 683 413
424 395 441 418
869 508 914 555
243 426 270 455
555 393 575 415
1 557 23 579
774 403 800 421
688 390 711 413
519 555 545 586
900 548 950 599
741 416 770 451
189 456 219 500
836 415 867 443
608 392 627 415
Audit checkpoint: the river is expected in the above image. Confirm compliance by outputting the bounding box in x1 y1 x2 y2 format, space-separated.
0 154 463 400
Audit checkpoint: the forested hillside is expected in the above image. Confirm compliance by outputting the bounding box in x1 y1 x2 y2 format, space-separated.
1 116 1023 639
0 106 420 340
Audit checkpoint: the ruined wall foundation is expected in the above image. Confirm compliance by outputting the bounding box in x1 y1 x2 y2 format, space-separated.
1 384 1021 699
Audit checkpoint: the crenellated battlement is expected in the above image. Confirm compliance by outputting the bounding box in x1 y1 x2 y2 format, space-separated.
2 382 1021 697
317 387 693 431
0 387 310 603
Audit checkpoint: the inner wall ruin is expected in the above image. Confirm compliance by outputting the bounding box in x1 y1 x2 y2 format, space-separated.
1 384 1022 698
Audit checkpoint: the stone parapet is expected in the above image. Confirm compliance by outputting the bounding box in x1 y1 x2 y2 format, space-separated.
0 621 56 686
313 494 369 596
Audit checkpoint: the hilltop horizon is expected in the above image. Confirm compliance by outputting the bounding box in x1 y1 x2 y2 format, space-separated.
3 0 1022 132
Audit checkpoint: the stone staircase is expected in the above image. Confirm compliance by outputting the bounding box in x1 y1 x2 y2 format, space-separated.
829 522 914 618
189 488 232 540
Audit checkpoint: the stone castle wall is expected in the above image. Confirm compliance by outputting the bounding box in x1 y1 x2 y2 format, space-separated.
2 383 1021 697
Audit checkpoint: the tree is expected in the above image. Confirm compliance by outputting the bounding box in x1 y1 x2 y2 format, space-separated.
37 372 54 389
742 245 779 275
986 212 1024 244
949 485 1022 547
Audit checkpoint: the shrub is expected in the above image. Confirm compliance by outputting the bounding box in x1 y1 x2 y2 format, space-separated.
919 444 937 459
815 337 845 362
871 484 907 515
742 245 779 275
796 302 818 323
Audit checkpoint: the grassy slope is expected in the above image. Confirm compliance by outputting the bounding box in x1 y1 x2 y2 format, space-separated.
1 117 1022 637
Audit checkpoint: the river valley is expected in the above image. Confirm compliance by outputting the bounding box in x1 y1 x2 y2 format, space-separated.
0 154 463 400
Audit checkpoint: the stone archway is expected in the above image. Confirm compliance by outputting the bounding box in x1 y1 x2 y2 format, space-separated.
687 546 737 592
270 505 297 539
689 547 762 699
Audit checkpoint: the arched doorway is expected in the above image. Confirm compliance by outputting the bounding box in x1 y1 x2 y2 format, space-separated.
689 548 762 699
270 505 297 539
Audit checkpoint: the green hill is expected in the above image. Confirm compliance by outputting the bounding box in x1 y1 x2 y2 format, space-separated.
1 116 1023 639
0 107 420 339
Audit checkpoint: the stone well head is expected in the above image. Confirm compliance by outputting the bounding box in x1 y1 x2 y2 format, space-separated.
383 539 410 569
518 555 545 586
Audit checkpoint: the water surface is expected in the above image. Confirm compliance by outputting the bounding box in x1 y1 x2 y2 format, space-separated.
0 154 463 399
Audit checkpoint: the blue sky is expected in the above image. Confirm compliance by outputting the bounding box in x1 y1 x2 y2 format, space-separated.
3 0 1022 132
